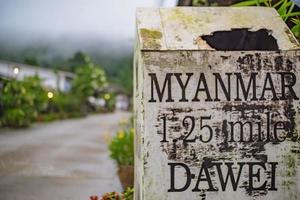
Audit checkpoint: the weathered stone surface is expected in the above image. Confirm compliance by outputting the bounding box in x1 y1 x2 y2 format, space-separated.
136 7 299 50
134 7 300 200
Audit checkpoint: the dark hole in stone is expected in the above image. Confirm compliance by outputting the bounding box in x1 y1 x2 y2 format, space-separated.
201 28 279 51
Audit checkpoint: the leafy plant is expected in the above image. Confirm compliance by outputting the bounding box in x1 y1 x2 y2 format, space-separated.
37 91 84 122
0 76 47 127
291 18 300 38
123 187 134 200
99 187 134 200
233 0 300 40
51 92 82 113
108 129 134 166
100 192 121 200
22 76 48 113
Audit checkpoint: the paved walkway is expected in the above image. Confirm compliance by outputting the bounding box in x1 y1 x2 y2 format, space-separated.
0 111 130 200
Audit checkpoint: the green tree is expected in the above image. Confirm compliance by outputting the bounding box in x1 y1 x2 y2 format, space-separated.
112 56 133 95
24 56 39 66
71 63 107 102
68 51 91 72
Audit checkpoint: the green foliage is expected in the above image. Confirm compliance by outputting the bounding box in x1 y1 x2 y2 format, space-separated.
100 187 134 200
233 0 268 6
192 0 210 6
50 92 82 114
0 58 108 128
39 91 84 121
110 56 133 95
0 52 111 128
103 92 116 112
67 51 92 72
24 56 39 66
233 0 300 40
123 187 134 200
1 108 29 127
0 75 85 127
37 112 60 122
22 76 48 112
0 45 133 98
108 129 134 166
291 18 300 38
0 76 47 127
71 63 107 101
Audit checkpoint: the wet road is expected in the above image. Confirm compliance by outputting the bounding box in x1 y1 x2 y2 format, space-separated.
0 112 130 200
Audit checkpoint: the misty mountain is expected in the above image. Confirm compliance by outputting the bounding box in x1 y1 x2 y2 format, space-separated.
0 33 133 67
0 34 134 94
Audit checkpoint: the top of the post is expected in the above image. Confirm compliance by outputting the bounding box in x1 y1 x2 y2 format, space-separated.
136 7 300 51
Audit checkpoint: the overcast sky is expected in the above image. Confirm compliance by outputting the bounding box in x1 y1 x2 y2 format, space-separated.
0 0 177 42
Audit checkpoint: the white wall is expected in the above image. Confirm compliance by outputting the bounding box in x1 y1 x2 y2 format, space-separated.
0 61 73 92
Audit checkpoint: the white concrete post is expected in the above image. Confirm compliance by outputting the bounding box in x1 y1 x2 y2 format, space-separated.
134 7 300 200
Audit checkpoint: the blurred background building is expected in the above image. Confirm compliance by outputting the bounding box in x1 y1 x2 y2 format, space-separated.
0 60 74 92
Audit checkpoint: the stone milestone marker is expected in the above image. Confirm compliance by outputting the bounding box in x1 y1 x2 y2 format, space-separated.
134 7 300 200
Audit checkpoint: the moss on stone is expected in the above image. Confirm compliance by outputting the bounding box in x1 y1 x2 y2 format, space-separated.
140 28 162 49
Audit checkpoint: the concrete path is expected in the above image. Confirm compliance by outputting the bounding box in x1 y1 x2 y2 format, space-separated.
0 111 131 200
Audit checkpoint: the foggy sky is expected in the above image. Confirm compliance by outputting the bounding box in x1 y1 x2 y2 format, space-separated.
0 0 177 42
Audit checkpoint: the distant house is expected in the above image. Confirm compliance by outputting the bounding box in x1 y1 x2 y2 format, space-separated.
0 60 74 92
